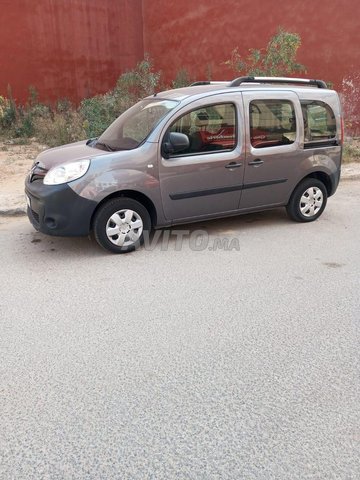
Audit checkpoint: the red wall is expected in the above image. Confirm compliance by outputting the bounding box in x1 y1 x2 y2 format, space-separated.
143 0 360 88
1 0 359 130
143 0 360 130
0 0 144 104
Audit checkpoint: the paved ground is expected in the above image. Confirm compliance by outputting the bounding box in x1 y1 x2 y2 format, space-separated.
0 180 359 479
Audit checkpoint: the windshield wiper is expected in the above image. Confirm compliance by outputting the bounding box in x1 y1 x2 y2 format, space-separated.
96 141 115 152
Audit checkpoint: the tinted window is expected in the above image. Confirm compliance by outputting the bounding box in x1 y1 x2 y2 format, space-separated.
301 101 336 142
168 103 237 155
250 100 296 148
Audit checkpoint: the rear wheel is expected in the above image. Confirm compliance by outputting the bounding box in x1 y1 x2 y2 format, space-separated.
286 178 327 222
93 197 151 253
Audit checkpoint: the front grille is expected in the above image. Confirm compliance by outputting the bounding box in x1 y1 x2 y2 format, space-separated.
31 209 39 223
28 206 40 227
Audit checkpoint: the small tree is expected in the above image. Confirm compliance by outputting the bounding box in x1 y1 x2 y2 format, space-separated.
80 55 162 138
226 27 306 76
172 68 192 89
114 54 161 111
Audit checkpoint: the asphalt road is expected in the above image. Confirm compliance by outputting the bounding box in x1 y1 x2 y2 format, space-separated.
1 180 359 480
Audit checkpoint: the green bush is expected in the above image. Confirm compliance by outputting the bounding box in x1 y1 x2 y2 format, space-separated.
114 55 161 108
79 55 161 138
0 86 52 139
0 90 17 130
14 109 35 137
79 94 117 138
226 27 306 76
172 69 192 88
34 112 85 148
343 139 360 163
0 57 162 145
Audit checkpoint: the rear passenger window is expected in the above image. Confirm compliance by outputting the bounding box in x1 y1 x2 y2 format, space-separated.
301 101 336 144
168 103 237 155
250 100 296 148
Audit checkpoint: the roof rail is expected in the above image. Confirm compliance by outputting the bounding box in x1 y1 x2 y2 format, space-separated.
229 76 328 89
190 81 229 86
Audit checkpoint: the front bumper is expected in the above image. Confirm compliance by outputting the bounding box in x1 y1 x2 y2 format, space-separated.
25 178 97 237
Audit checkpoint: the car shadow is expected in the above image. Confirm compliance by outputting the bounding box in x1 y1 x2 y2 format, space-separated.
168 208 289 236
22 207 289 257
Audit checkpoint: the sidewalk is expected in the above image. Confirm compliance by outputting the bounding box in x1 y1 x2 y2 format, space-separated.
1 162 359 217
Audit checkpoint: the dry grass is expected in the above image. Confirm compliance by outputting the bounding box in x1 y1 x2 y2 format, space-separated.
343 138 360 163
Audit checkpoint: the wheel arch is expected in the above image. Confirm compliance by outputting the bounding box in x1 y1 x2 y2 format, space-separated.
90 190 157 230
289 171 334 203
304 171 333 196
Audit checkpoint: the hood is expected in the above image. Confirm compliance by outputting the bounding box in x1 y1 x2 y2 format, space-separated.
35 140 110 170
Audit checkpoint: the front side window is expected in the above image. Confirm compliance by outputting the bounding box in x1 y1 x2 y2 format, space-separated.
167 103 237 155
301 101 336 143
97 99 178 151
250 100 296 148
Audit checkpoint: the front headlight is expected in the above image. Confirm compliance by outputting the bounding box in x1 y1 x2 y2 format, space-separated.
44 159 90 185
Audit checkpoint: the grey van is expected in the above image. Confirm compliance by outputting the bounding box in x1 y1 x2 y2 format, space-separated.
25 76 343 253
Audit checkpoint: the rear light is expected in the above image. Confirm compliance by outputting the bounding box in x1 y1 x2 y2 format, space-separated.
340 116 344 145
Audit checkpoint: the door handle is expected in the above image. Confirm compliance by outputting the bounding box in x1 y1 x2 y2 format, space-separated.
248 158 264 166
225 162 242 169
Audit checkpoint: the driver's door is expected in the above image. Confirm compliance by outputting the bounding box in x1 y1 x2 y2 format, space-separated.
159 97 245 221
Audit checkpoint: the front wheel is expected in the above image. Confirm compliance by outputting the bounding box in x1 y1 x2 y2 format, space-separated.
93 197 151 253
286 178 327 222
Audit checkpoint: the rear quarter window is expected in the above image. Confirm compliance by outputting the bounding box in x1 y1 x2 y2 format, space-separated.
301 101 336 145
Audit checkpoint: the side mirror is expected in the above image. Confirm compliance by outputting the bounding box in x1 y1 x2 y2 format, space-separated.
162 132 190 159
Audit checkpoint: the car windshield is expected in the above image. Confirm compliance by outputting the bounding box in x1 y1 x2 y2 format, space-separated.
96 99 179 151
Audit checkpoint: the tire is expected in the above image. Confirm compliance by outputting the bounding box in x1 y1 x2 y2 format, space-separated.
286 178 327 222
93 197 151 253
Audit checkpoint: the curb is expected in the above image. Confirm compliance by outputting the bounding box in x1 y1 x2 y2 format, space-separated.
340 174 360 182
0 206 26 216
